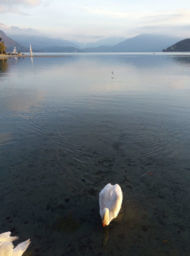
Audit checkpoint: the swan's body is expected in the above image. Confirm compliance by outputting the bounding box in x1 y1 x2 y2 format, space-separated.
99 183 123 227
0 232 30 256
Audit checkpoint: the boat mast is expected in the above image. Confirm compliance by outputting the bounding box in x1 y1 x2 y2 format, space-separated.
30 44 33 57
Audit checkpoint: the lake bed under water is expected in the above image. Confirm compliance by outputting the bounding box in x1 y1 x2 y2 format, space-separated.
0 54 190 256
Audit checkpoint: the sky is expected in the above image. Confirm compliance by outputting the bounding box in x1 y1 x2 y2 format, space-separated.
0 0 190 42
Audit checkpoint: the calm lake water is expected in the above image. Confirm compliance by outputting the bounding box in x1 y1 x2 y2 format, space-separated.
0 54 190 256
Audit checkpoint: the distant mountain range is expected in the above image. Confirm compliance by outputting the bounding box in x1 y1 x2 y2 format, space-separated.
80 37 126 48
37 46 82 53
0 30 184 53
83 34 181 52
111 34 180 52
0 30 25 52
10 34 79 51
9 34 127 51
163 39 190 52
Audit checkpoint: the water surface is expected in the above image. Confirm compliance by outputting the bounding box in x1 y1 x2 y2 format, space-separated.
0 54 190 256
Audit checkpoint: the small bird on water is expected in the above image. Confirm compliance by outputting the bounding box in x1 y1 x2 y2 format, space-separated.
0 231 30 256
99 183 123 227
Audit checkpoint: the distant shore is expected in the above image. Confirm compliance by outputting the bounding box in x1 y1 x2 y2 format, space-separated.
0 54 9 59
0 54 26 59
0 52 31 59
1 52 190 60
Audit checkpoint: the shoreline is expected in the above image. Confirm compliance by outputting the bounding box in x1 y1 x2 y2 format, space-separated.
1 52 190 60
0 54 9 59
0 54 25 59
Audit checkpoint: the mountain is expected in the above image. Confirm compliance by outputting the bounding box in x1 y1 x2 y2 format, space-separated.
163 39 190 52
9 34 125 51
9 34 79 51
39 46 82 53
111 34 181 52
83 45 112 52
0 30 182 53
83 34 181 52
0 30 25 52
80 37 125 48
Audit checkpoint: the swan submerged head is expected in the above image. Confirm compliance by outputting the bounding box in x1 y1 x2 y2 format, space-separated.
102 208 110 227
99 183 123 227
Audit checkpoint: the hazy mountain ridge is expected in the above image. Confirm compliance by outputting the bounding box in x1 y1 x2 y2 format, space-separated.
0 30 184 53
80 37 126 48
82 34 181 52
163 39 190 52
38 46 82 53
0 30 25 51
111 34 181 52
9 34 79 51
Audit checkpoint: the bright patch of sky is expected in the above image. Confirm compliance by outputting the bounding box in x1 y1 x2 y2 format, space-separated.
0 0 190 41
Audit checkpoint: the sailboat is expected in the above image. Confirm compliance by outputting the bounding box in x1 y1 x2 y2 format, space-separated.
29 44 33 57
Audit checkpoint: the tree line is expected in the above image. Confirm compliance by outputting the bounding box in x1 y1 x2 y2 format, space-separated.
0 38 6 54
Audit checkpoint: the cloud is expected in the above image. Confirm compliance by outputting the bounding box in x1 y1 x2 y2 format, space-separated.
70 8 190 40
0 4 190 41
83 7 130 19
136 24 190 38
141 9 190 26
82 6 147 20
0 22 42 35
0 0 42 13
83 6 190 26
0 0 41 6
134 9 190 37
80 7 190 38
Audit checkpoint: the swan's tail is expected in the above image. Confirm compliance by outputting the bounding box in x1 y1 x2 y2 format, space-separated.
13 239 31 256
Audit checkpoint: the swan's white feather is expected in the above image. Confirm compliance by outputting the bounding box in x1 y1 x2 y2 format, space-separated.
0 232 11 241
99 183 123 225
13 239 31 256
0 242 14 256
0 232 30 256
0 232 18 246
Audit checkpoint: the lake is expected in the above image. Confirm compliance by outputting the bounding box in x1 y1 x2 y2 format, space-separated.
0 53 190 256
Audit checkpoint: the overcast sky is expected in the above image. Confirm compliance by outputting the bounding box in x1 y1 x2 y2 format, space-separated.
0 0 190 41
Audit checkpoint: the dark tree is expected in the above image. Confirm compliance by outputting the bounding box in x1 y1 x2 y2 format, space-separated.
0 39 6 54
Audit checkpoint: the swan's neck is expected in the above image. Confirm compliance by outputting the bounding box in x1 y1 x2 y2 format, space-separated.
102 208 110 226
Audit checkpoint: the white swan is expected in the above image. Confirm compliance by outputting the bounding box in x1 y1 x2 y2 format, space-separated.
0 231 30 256
99 183 123 227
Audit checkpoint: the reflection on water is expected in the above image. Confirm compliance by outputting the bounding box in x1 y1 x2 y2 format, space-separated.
0 59 8 76
30 56 34 65
173 56 190 66
0 54 190 256
0 88 44 113
0 133 12 146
